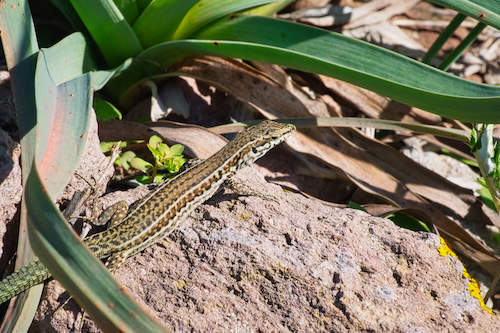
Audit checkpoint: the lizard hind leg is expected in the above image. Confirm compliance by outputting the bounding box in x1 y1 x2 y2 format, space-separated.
94 200 129 227
105 250 130 273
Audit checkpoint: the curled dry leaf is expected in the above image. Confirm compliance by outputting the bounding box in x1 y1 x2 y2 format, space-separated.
318 75 441 124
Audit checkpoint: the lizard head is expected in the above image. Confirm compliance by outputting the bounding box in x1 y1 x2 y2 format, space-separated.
236 120 296 165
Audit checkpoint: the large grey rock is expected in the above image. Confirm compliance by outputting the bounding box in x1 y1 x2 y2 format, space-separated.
32 167 498 332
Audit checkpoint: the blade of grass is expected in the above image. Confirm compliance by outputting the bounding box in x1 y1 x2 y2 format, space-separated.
422 13 466 65
439 21 486 71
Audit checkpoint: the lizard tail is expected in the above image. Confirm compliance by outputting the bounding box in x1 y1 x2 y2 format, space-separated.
0 260 50 304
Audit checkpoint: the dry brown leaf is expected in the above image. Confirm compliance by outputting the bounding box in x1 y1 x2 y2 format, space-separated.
318 75 441 124
171 56 338 119
99 120 226 159
99 120 160 142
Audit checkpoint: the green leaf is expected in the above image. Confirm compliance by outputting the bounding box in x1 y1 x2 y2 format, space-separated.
170 0 276 40
100 141 127 153
130 156 153 172
69 0 143 66
27 38 167 332
438 21 486 71
163 156 186 173
156 143 170 159
347 201 366 212
422 13 466 65
170 144 184 156
24 28 165 330
112 0 139 23
108 16 500 122
148 134 163 147
94 96 123 121
34 45 93 197
133 0 199 48
115 150 137 170
426 0 500 30
243 0 294 15
385 212 431 233
479 182 496 212
136 174 152 184
153 173 167 183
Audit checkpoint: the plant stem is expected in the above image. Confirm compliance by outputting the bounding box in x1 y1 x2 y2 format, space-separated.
422 13 466 65
439 21 486 71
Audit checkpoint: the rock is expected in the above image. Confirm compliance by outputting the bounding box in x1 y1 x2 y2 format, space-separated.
31 166 497 332
0 128 22 267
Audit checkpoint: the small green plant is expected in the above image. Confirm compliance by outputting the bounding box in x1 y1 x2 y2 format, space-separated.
140 135 186 183
112 136 186 184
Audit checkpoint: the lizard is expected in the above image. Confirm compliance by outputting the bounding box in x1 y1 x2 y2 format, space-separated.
0 120 295 304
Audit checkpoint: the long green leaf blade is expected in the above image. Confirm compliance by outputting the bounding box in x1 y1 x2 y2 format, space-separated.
422 13 466 65
112 0 140 23
170 0 276 40
109 16 500 122
133 0 199 48
69 0 143 66
196 15 500 122
243 0 294 16
426 0 500 30
34 51 92 197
